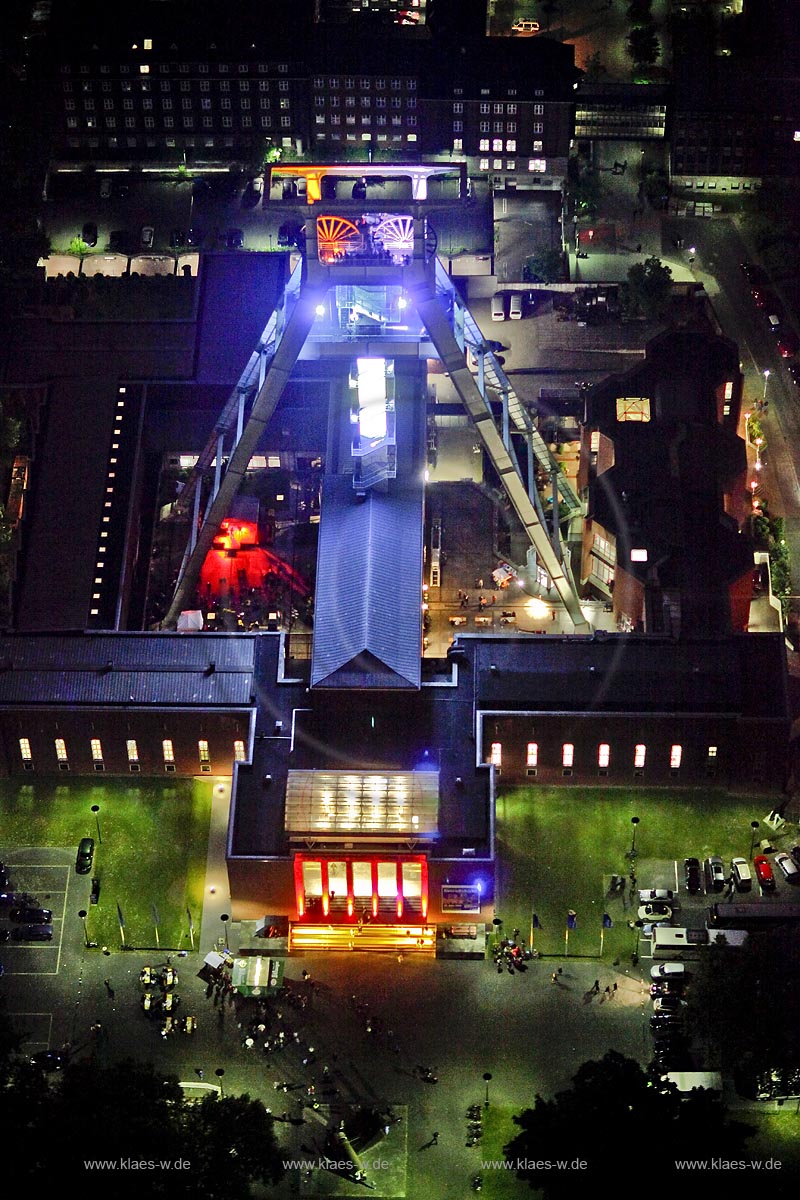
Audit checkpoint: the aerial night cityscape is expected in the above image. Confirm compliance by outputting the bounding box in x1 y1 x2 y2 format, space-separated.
1 0 800 1192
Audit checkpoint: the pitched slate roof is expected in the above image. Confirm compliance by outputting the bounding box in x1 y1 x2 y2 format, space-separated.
311 476 423 690
0 633 255 707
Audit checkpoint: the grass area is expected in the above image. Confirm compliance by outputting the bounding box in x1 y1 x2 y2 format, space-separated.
0 777 213 948
478 1104 534 1199
746 1109 800 1171
494 787 782 962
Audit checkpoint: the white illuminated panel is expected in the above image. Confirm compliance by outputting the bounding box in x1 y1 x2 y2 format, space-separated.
285 769 439 837
357 357 388 441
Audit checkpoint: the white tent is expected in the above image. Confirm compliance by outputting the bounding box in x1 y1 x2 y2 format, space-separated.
177 610 204 631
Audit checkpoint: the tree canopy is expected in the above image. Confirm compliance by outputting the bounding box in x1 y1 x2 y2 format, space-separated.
622 254 673 319
505 1050 754 1194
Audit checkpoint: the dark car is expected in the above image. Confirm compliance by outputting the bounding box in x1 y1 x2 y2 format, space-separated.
684 856 702 893
31 1051 64 1072
787 363 800 388
76 837 95 875
108 230 131 254
650 980 685 998
0 863 9 889
226 228 244 250
777 331 799 359
10 907 52 924
740 262 768 287
0 891 20 908
186 227 203 248
81 222 98 247
12 925 53 941
754 854 776 891
752 287 776 310
703 856 726 893
650 1012 683 1032
169 229 186 249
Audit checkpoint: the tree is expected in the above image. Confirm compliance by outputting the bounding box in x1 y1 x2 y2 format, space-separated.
505 1050 754 1195
622 255 672 319
571 171 604 218
67 237 89 257
581 52 607 81
182 1092 284 1196
523 249 563 284
627 23 661 65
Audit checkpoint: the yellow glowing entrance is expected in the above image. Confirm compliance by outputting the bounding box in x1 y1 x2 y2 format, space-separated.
289 923 436 954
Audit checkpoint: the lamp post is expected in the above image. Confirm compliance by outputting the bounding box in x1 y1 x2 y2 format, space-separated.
749 821 760 859
763 369 770 403
627 816 640 860
483 1072 492 1109
221 913 230 951
91 804 102 844
215 1067 225 1097
78 908 90 948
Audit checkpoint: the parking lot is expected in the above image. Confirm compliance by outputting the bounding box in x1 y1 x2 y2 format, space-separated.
1 853 70 975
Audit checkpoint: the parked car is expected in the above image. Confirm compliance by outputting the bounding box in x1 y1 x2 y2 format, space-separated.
777 331 799 359
787 362 800 388
740 262 768 286
731 857 752 892
751 287 775 309
169 229 186 249
491 294 506 321
638 903 672 923
638 888 674 902
75 837 94 875
790 844 800 867
703 856 726 893
12 925 53 941
651 961 686 980
650 980 685 998
31 1051 64 1071
754 854 776 892
140 225 155 249
99 178 113 199
511 18 540 32
510 293 523 320
653 995 686 1014
0 863 10 889
81 222 98 247
775 852 800 883
684 857 702 893
108 230 131 254
650 1012 683 1031
10 907 52 924
186 227 203 248
226 228 244 250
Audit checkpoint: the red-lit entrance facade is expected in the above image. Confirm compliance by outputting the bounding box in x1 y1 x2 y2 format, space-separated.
293 853 429 923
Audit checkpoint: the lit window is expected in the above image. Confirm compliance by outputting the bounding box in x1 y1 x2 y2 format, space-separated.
707 745 718 758
234 739 246 762
528 159 547 173
562 743 574 768
162 739 175 763
19 738 32 762
616 397 651 422
598 743 610 768
492 138 503 152
489 742 502 766
91 738 103 762
670 744 682 769
139 64 150 75
199 739 210 764
634 744 646 768
479 139 490 152
630 549 648 563
126 739 139 763
526 742 538 767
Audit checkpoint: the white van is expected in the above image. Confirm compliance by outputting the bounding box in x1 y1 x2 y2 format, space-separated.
730 857 752 892
491 294 506 322
510 293 523 320
512 19 540 33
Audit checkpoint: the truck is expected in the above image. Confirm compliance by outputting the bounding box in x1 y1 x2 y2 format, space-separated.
652 926 748 958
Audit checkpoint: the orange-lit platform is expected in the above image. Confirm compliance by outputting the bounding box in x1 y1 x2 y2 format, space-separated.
288 923 436 954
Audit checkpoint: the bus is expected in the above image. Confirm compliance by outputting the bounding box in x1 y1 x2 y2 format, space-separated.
652 926 748 958
707 902 800 929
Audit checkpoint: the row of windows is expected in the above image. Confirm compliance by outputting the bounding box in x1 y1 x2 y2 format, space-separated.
315 96 416 109
68 79 290 94
489 742 717 770
69 97 289 112
63 62 292 75
316 115 416 127
69 115 292 130
18 737 247 770
312 77 415 90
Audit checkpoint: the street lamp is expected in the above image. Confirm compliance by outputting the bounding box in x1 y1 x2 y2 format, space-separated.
483 1072 492 1108
215 1067 225 1096
78 908 90 948
221 913 230 950
627 816 640 859
749 821 760 859
91 804 102 844
763 369 771 402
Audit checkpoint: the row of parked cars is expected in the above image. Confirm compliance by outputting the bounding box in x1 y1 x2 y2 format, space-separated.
648 960 692 1069
81 225 246 254
740 261 799 359
0 862 54 941
685 848 800 895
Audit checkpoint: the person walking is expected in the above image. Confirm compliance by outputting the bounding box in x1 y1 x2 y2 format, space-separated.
592 979 600 994
432 1131 439 1145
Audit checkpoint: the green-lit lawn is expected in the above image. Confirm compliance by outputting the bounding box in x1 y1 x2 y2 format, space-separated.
494 787 780 962
0 777 213 948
